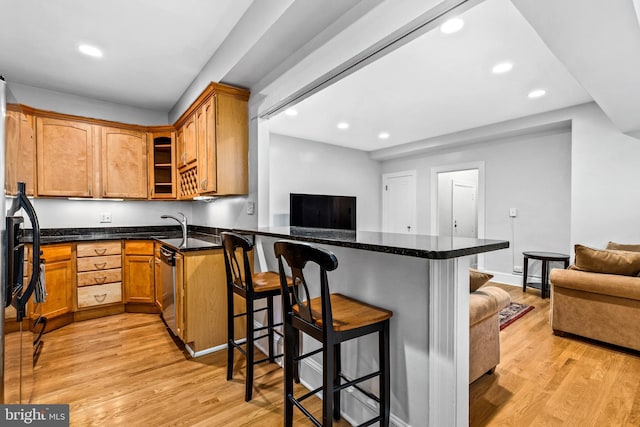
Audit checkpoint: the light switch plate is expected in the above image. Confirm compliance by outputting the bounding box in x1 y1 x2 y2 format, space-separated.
509 208 518 218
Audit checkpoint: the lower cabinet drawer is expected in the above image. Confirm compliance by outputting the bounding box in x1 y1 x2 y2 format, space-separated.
77 269 122 287
77 282 122 308
77 255 122 272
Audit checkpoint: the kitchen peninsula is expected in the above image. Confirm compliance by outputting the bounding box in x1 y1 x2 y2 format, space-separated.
234 225 508 427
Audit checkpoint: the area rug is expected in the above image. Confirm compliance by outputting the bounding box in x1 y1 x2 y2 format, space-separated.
499 302 534 330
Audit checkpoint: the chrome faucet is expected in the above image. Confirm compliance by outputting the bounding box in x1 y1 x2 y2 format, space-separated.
161 212 188 244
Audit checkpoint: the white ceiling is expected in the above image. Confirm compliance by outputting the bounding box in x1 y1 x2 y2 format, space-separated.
2 0 640 150
269 0 594 151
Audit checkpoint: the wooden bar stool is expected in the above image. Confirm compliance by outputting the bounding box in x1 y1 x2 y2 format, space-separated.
274 240 393 427
221 232 293 401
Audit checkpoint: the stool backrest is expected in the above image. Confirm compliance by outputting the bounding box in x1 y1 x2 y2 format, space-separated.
221 232 254 294
274 240 338 331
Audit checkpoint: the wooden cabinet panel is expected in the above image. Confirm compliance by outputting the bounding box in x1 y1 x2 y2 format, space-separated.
124 255 154 304
77 255 121 272
123 241 155 305
101 126 148 198
77 241 122 257
39 244 74 320
5 109 36 195
36 117 94 197
181 115 197 168
215 92 248 195
196 97 216 193
179 249 245 352
77 282 122 308
77 269 122 287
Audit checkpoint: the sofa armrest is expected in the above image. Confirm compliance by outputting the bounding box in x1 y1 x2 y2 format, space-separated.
470 285 511 326
550 268 640 301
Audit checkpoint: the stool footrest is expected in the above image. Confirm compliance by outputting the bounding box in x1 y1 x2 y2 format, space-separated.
337 372 381 401
296 385 323 403
254 322 283 332
294 347 323 362
356 416 383 427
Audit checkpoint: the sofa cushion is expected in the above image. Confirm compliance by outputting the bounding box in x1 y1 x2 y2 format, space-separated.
469 286 511 325
573 244 640 276
469 268 494 292
606 241 640 252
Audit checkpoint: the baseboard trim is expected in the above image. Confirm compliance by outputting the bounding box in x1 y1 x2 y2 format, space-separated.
185 342 227 358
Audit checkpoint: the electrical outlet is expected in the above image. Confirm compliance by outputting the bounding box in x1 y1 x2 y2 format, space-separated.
247 201 255 215
514 265 523 273
100 212 112 223
509 208 518 218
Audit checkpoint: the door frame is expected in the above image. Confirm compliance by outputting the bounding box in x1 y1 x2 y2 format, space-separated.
382 169 416 234
431 161 485 267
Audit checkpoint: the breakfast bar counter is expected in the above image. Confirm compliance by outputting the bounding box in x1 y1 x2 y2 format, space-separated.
234 226 508 427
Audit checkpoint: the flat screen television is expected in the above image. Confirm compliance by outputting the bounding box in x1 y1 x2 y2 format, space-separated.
290 193 356 231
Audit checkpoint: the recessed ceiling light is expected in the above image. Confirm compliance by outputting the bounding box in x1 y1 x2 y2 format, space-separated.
528 89 547 99
337 122 349 129
78 44 103 58
284 108 298 116
492 62 513 74
440 18 464 34
378 132 390 139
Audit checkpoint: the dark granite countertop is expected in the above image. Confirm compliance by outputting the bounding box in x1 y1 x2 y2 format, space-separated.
233 226 509 260
22 225 224 252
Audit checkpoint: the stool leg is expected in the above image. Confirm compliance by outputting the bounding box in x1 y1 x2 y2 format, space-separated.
333 343 341 421
267 296 275 363
323 340 334 426
284 321 296 427
293 330 300 383
245 298 254 402
380 320 390 427
227 289 235 381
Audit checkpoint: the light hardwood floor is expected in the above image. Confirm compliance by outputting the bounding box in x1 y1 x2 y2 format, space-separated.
31 313 350 426
470 283 640 426
31 284 640 426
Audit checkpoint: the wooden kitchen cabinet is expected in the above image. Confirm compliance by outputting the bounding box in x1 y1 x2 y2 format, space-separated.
177 248 246 354
100 126 148 198
123 241 156 308
38 244 74 331
149 131 176 199
178 114 197 169
177 83 249 199
4 108 36 195
75 241 124 321
36 117 95 197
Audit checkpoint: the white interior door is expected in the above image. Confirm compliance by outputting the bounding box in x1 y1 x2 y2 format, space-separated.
451 181 477 238
382 171 416 234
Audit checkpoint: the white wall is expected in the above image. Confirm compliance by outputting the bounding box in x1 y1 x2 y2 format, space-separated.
382 128 572 276
25 198 194 229
269 133 381 231
571 103 640 248
8 82 168 126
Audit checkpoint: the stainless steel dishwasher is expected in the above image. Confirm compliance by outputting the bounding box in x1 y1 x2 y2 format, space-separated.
159 245 178 336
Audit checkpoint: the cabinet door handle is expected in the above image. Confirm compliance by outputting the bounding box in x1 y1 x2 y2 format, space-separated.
95 276 107 284
94 262 107 269
93 293 107 303
94 248 107 255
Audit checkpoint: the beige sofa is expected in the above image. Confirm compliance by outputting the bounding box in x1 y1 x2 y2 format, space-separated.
469 273 511 383
550 243 640 351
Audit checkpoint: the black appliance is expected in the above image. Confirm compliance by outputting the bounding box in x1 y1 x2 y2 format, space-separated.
3 181 45 403
289 193 357 231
